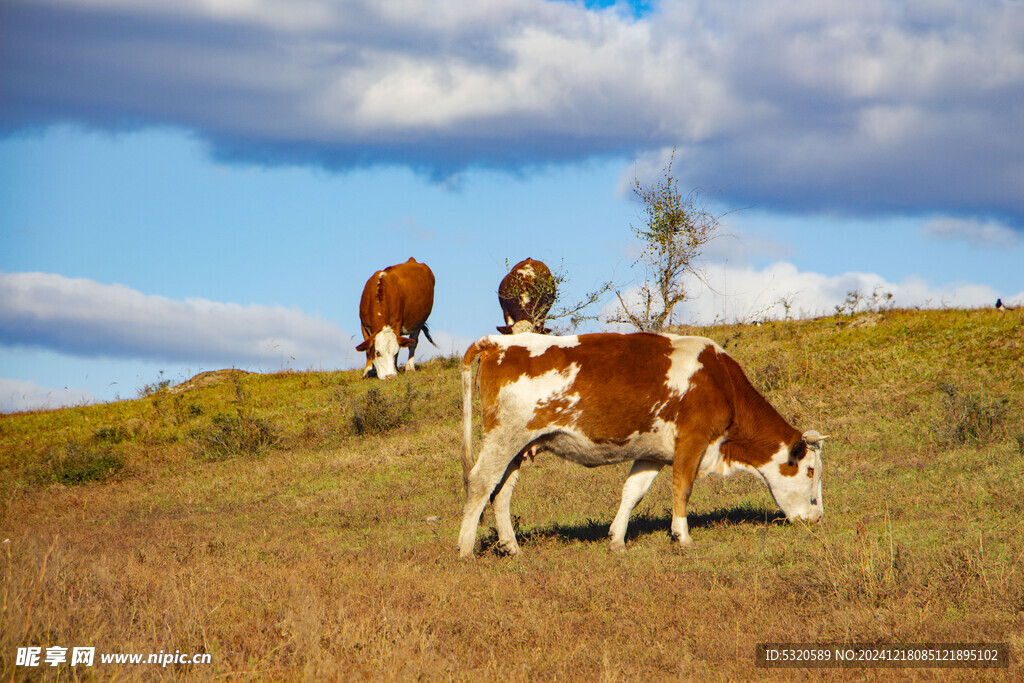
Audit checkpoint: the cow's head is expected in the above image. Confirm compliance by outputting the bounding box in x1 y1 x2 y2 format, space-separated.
760 430 826 523
355 325 412 379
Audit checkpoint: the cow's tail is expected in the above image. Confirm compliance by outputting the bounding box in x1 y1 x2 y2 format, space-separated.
422 323 437 347
461 339 484 492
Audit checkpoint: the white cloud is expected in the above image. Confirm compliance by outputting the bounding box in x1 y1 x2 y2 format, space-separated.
0 378 96 414
3 0 1021 223
0 272 362 368
604 260 1021 327
921 216 1021 249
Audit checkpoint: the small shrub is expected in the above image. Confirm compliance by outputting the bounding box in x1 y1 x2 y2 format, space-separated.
349 385 416 436
171 394 203 426
937 383 1010 446
435 353 462 371
94 425 130 444
834 286 896 316
33 442 126 485
191 412 277 461
754 362 784 394
137 370 171 398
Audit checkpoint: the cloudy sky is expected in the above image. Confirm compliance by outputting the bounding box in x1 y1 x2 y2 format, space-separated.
2 0 1022 412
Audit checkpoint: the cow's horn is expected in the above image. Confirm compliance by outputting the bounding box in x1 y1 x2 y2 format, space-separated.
802 430 828 448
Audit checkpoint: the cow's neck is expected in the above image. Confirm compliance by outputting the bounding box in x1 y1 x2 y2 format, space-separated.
719 353 800 467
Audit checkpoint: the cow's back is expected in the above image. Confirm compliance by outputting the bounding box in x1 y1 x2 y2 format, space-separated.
474 333 720 445
360 258 435 333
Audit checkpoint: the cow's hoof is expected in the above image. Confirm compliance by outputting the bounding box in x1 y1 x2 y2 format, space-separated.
609 539 627 553
671 535 694 548
496 541 520 557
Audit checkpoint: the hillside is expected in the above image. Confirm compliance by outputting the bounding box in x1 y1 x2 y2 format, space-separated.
2 308 1022 679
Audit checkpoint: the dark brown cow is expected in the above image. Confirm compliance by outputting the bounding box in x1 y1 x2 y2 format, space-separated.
458 332 825 557
497 258 555 334
356 258 435 379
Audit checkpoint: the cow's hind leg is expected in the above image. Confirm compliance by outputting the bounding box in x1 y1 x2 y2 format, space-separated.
492 455 524 555
458 442 520 559
608 459 663 553
404 329 421 372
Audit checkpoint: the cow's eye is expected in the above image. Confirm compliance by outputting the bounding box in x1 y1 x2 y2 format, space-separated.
807 467 814 477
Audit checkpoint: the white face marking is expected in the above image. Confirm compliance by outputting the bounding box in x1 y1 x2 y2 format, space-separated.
663 336 715 395
372 325 400 379
760 443 824 522
487 333 580 357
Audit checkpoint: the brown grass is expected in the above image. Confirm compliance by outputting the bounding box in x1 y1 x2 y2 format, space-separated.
2 309 1022 680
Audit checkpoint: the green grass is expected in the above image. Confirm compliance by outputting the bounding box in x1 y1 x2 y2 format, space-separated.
1 308 1022 679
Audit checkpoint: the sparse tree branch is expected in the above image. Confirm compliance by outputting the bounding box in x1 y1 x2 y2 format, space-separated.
608 149 723 332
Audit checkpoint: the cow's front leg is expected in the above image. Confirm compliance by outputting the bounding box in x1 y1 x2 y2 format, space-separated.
671 433 708 547
492 455 524 555
609 459 663 552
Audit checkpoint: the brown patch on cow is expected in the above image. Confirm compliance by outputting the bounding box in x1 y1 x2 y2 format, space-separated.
776 441 808 477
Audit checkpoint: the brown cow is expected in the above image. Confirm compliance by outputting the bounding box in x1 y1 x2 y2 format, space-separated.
356 258 435 379
497 258 555 334
458 332 825 557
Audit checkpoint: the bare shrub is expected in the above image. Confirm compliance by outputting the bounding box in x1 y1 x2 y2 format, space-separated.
190 375 277 460
607 149 722 332
936 382 1010 446
31 441 126 485
191 412 277 461
349 385 416 436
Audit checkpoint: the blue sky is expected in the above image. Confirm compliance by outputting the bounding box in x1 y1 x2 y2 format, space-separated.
2 0 1022 412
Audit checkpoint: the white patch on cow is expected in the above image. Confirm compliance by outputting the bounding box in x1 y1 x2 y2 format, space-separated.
488 333 580 357
371 325 400 379
494 363 580 427
760 443 824 522
663 335 716 395
696 435 756 479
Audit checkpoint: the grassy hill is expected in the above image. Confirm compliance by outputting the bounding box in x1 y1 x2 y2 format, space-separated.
2 309 1022 679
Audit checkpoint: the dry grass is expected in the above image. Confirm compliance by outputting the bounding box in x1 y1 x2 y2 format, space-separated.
2 309 1022 680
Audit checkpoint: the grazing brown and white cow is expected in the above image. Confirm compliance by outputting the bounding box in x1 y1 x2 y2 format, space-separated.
356 258 436 379
458 332 825 557
497 258 556 334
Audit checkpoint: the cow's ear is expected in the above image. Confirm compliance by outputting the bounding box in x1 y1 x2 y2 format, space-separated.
356 339 371 352
496 326 512 334
397 336 414 347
